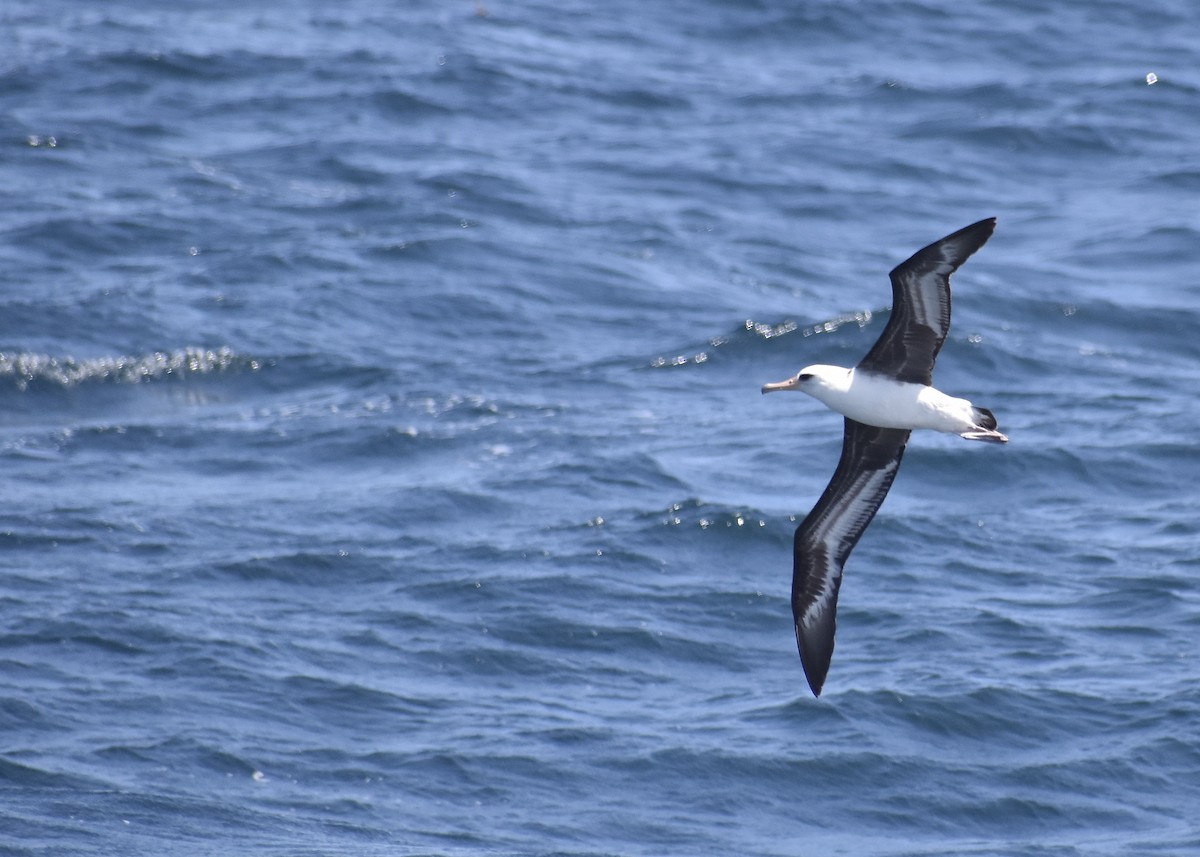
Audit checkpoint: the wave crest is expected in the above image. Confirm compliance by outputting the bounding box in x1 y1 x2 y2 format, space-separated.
0 347 260 390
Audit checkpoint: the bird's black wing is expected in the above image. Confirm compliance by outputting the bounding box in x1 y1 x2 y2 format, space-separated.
857 218 996 385
793 418 911 697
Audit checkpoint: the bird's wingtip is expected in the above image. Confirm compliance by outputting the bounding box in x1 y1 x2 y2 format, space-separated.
963 216 998 237
796 624 833 698
802 661 827 697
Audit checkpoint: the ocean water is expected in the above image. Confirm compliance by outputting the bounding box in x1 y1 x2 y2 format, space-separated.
2 1 1198 855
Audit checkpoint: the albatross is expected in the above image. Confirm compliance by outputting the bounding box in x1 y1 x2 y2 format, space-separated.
761 218 1006 697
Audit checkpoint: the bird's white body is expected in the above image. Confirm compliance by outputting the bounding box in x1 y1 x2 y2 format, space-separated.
801 364 975 433
763 363 1007 442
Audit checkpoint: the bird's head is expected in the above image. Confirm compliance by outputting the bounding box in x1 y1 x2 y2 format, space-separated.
761 364 847 398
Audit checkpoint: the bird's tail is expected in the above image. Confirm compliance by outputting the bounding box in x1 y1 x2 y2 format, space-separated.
960 406 1008 444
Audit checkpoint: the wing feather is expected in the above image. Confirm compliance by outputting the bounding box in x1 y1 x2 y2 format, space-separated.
857 218 996 385
792 419 910 696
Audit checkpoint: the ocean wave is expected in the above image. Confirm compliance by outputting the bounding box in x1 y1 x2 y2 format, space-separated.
648 311 877 369
0 347 262 391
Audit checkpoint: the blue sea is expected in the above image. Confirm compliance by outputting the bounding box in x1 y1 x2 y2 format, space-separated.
2 2 1198 855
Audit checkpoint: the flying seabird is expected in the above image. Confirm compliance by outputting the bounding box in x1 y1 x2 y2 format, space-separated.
761 218 1006 697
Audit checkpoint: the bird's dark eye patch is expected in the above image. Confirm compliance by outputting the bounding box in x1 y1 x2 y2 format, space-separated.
798 373 813 381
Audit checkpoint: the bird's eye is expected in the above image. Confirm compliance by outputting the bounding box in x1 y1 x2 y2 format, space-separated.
798 373 813 381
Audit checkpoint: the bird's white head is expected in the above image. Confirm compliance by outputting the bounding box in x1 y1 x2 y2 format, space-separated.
761 364 850 402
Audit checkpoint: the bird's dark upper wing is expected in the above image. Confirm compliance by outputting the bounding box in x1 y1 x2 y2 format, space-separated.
857 218 996 385
793 418 910 697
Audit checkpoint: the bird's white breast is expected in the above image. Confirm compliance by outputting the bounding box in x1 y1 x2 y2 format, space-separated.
811 369 977 434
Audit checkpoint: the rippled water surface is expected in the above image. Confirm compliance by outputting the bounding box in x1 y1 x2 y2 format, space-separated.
2 2 1198 855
